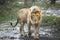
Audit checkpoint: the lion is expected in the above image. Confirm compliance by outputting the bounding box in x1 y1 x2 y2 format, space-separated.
28 6 42 39
10 6 42 39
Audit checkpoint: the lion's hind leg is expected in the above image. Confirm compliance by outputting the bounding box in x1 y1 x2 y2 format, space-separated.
20 21 25 37
28 23 31 36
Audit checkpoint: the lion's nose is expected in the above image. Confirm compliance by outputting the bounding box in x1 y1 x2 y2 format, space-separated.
34 19 36 22
34 18 37 22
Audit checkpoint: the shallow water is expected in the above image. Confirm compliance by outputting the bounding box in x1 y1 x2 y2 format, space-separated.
0 21 60 40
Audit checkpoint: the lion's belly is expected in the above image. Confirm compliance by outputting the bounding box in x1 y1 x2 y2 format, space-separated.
18 13 27 23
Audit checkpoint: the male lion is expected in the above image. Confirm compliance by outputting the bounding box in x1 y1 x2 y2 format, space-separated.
10 6 42 39
28 6 42 39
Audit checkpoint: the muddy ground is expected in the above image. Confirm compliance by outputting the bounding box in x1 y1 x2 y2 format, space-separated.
0 21 60 40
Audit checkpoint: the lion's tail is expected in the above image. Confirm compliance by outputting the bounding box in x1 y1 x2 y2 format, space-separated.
10 18 19 27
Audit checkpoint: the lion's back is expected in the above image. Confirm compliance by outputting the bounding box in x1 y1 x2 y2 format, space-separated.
17 8 30 22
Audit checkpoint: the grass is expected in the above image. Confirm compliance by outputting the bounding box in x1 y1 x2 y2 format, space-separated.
42 16 56 26
35 2 48 8
0 2 60 29
0 2 32 23
0 12 17 23
35 2 60 8
41 16 60 29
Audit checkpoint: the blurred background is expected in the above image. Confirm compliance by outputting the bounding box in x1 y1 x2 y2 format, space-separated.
0 0 60 40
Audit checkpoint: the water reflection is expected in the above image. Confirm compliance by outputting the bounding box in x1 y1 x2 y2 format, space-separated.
0 22 60 40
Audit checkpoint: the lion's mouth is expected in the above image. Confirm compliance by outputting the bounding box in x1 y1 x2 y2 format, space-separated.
34 21 38 23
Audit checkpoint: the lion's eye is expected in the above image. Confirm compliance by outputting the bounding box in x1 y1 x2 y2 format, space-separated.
36 14 39 16
32 14 35 16
31 13 35 16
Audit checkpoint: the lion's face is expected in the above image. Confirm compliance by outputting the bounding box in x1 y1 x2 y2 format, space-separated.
31 11 40 24
29 6 42 24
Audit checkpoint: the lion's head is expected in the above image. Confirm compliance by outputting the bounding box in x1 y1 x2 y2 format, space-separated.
30 6 42 24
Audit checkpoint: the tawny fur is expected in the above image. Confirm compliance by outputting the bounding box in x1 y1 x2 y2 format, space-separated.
10 6 42 39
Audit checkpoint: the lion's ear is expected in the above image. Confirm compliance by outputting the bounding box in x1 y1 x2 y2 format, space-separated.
29 9 31 12
39 10 42 18
38 10 42 15
40 10 42 14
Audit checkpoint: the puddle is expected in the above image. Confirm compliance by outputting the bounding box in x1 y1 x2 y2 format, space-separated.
0 21 60 40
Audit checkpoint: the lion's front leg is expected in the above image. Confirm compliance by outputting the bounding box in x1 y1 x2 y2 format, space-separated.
34 24 39 39
20 21 24 36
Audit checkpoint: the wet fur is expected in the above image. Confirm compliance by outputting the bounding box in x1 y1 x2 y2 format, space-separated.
10 6 42 39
